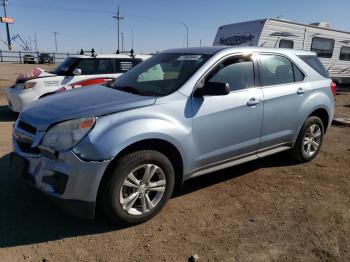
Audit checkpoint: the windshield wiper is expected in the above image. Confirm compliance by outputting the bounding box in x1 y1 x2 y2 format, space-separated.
114 85 144 95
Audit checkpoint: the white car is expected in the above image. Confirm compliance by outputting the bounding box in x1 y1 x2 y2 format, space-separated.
5 53 151 112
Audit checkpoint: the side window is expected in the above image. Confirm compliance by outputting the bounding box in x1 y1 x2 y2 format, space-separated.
311 37 335 58
115 59 140 73
96 59 113 74
298 55 329 78
207 56 255 91
259 55 294 86
75 59 95 75
292 64 305 82
339 46 350 61
279 39 294 49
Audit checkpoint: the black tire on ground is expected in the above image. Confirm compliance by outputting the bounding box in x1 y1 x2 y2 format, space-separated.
290 116 324 163
99 150 175 225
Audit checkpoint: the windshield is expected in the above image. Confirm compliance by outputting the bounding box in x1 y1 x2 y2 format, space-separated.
51 57 78 75
112 53 211 96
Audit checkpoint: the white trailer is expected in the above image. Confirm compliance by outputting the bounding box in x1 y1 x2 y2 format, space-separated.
213 18 350 84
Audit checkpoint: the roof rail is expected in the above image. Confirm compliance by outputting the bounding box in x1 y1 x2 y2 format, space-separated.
116 49 135 58
79 48 96 57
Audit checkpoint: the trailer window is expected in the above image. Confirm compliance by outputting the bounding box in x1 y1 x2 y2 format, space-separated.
279 39 294 49
311 37 335 58
339 46 350 61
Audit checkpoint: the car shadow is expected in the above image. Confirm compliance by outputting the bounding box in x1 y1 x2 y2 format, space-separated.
0 105 18 122
175 152 297 197
0 151 298 248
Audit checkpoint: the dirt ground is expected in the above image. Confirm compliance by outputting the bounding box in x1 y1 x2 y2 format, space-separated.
0 64 349 262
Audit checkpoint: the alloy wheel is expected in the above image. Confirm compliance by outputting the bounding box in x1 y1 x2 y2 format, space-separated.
302 124 322 157
120 164 166 216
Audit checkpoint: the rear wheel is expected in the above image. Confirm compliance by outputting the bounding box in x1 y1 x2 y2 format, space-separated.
100 150 175 225
290 116 324 162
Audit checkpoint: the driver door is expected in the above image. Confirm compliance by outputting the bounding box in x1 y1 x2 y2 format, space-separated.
191 55 264 169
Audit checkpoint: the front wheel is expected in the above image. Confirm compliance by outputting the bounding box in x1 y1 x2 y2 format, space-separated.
99 150 175 225
290 116 324 162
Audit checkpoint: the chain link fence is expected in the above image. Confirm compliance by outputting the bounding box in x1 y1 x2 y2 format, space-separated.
0 50 71 64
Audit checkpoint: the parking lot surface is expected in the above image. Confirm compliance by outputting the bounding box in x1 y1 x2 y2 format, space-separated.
0 64 349 261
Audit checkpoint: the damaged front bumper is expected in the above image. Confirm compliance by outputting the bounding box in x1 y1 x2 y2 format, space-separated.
12 135 112 219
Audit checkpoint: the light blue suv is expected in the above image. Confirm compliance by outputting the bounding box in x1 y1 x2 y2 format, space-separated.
11 47 335 224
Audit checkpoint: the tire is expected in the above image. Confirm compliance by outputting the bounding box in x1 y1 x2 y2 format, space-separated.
99 150 175 225
290 116 324 163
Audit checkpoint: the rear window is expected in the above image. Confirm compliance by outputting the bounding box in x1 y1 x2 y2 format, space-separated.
340 46 350 61
298 55 329 78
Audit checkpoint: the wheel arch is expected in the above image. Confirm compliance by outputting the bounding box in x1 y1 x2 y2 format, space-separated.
97 138 184 203
308 107 330 133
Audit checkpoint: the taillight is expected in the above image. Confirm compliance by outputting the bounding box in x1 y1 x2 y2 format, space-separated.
330 82 336 97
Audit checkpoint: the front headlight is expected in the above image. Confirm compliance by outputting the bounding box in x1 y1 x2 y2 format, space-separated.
41 117 96 151
24 82 36 89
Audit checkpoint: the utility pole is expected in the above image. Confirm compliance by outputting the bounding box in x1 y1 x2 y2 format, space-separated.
52 32 58 52
2 0 12 50
28 36 32 50
121 32 124 53
34 33 38 51
180 23 189 48
113 5 124 53
131 30 134 50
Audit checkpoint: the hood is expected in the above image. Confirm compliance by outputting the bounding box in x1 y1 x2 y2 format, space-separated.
20 85 156 131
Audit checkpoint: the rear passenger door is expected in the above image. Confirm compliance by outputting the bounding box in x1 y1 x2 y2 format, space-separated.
257 54 308 150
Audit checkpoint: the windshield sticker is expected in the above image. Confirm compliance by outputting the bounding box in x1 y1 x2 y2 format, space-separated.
177 55 202 61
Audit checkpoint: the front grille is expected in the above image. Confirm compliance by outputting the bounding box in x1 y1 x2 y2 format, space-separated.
18 120 37 135
17 141 41 155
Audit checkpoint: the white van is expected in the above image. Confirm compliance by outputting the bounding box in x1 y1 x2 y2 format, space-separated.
6 53 151 112
214 18 350 84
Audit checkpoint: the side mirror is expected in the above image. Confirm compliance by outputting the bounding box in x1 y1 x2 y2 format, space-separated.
194 82 230 97
72 68 82 76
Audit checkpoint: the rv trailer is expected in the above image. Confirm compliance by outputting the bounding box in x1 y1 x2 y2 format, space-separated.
214 18 350 84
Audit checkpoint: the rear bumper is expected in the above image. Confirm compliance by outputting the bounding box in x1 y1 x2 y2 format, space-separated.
5 86 38 112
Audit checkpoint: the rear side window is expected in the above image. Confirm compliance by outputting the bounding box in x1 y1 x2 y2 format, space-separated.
298 55 329 78
207 56 255 91
259 55 294 86
279 39 294 49
311 37 335 58
96 59 114 74
115 59 141 73
75 59 96 75
292 64 305 82
340 46 350 61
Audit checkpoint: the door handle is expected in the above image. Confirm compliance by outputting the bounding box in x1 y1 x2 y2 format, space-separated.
247 98 260 106
297 88 306 95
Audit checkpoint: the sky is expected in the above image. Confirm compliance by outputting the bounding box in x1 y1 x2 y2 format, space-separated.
0 0 349 54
